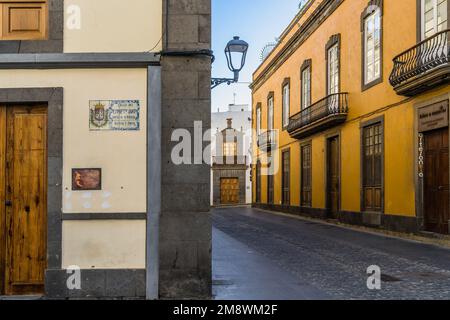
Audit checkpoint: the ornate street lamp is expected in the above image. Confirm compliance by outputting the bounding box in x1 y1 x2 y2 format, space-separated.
211 36 249 89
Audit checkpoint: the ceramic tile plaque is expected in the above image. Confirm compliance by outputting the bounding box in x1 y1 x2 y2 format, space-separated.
89 100 140 131
72 168 102 191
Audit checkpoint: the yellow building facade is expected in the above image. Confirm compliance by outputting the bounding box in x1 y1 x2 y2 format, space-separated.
252 0 450 235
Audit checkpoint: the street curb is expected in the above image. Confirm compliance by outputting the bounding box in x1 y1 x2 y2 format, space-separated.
253 208 450 250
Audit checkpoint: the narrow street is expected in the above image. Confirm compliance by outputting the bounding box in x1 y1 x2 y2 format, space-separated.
212 207 450 300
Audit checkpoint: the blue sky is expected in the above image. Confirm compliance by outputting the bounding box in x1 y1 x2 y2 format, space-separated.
212 0 300 112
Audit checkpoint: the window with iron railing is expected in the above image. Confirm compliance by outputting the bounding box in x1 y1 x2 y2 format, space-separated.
301 66 311 111
282 82 290 128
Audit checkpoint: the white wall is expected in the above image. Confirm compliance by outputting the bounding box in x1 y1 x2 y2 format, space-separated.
211 104 253 204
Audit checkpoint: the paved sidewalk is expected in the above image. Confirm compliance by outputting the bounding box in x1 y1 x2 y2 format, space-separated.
213 227 329 300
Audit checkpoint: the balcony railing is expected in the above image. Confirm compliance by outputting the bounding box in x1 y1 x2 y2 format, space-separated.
389 29 450 96
257 130 276 152
287 93 348 139
212 156 247 166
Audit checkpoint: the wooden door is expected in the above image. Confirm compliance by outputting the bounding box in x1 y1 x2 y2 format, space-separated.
220 178 239 205
362 123 383 212
424 128 449 235
327 137 340 219
282 150 290 206
1 105 47 295
255 161 261 203
301 144 312 207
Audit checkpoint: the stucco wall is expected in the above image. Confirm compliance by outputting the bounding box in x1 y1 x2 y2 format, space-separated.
0 69 147 213
64 0 162 53
0 69 148 268
62 220 146 269
252 0 421 217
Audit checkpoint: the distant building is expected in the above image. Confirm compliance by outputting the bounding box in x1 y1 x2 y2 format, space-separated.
211 104 252 205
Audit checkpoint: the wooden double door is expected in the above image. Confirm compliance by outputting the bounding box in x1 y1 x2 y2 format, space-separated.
424 128 449 235
0 105 47 295
220 178 240 205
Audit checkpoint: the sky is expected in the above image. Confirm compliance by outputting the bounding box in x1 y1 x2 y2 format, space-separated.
212 0 301 112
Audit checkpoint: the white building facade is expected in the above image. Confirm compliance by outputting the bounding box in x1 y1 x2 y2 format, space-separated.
211 104 252 205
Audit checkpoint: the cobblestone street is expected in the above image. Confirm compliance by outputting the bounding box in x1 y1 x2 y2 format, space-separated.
213 207 450 300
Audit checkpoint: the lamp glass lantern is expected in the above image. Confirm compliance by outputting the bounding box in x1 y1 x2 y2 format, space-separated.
225 36 249 81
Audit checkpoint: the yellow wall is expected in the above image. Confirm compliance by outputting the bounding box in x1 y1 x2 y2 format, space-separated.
252 0 447 218
64 0 162 53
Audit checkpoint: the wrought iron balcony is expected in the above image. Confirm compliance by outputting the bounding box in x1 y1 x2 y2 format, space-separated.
287 93 348 139
212 156 247 166
257 130 277 152
389 29 450 96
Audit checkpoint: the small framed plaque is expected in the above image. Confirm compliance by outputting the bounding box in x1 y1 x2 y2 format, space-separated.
72 168 102 191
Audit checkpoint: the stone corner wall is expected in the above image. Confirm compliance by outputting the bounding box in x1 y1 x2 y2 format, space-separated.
160 0 212 299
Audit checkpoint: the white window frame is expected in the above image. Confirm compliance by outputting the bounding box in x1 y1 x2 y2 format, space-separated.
268 96 274 131
301 67 311 110
421 0 448 40
256 107 261 136
282 83 290 128
364 8 382 86
327 43 339 95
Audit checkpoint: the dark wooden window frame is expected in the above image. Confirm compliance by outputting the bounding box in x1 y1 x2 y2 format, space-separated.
325 132 341 213
281 148 291 206
256 160 262 203
300 141 313 207
325 34 341 96
300 59 312 111
281 78 291 131
361 0 384 91
267 152 274 205
360 115 385 213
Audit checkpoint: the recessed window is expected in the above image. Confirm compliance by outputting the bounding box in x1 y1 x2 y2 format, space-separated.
256 161 261 203
0 0 48 40
362 122 383 212
256 106 262 136
223 141 237 157
268 96 274 131
282 150 290 206
363 8 382 86
282 81 290 128
267 159 274 204
422 0 448 39
301 66 311 110
327 44 340 96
